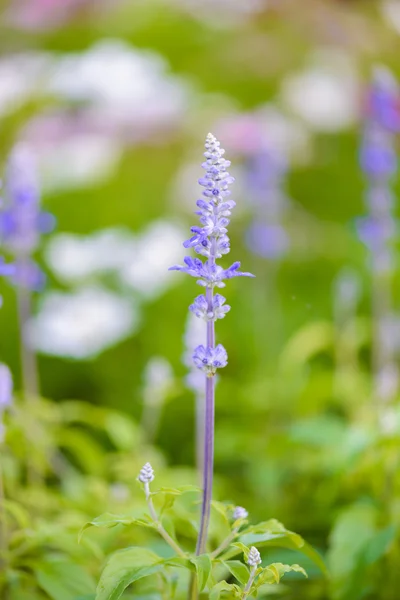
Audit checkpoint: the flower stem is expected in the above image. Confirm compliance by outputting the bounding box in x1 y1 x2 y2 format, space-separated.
196 281 215 556
16 285 38 399
0 454 8 567
144 482 186 557
210 528 238 559
242 566 257 599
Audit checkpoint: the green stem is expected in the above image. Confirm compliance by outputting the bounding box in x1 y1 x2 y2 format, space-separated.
0 454 7 565
210 528 238 559
144 483 186 557
188 573 198 600
242 566 257 599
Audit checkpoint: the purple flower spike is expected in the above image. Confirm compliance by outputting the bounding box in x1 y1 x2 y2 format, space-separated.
170 133 254 556
193 344 228 375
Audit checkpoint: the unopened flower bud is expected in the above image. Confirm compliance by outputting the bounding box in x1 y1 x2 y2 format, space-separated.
138 462 154 484
247 546 261 567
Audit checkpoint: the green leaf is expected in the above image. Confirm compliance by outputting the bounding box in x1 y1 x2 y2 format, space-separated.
96 547 163 600
211 502 232 528
255 563 307 586
238 534 326 575
190 554 212 591
35 560 96 600
1 500 31 529
222 560 250 585
209 581 242 600
362 525 396 566
230 542 251 563
80 513 154 541
241 519 303 547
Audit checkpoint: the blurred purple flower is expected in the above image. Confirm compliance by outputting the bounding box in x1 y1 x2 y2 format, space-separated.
0 364 13 408
367 68 400 133
246 223 289 260
355 216 397 251
245 145 290 261
0 145 55 290
0 363 13 442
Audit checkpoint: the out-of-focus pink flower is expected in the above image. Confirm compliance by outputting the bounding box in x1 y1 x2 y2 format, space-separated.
5 0 113 31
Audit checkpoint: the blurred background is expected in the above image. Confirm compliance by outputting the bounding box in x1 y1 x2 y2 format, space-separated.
2 1 400 598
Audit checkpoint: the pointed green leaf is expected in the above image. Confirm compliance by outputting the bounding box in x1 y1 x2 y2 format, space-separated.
222 560 250 585
209 581 242 600
80 514 155 541
95 547 163 600
190 554 212 591
255 562 307 587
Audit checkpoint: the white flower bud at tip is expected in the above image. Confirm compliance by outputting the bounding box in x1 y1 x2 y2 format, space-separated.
247 546 261 567
138 462 154 483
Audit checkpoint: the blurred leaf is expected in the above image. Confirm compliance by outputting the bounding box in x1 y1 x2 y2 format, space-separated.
35 560 96 600
363 525 396 566
280 322 334 369
1 500 31 529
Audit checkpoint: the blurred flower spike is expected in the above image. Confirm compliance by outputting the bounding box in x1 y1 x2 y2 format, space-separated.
0 363 13 442
0 145 55 291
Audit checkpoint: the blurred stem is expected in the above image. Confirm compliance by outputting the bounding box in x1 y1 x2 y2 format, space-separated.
210 528 238 559
0 453 8 566
141 397 162 444
242 566 257 599
144 482 186 557
16 285 39 399
188 575 197 600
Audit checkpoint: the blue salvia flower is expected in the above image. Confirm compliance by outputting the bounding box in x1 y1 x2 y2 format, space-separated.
356 68 399 273
170 133 254 556
245 146 289 260
0 256 15 308
0 145 55 291
356 68 400 406
0 363 13 442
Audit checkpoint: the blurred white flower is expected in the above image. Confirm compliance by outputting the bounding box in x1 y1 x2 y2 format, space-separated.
281 50 359 132
48 40 188 126
39 134 122 191
45 228 135 283
120 221 186 299
28 286 139 359
141 356 174 441
46 220 185 300
143 357 174 402
0 53 52 117
382 1 400 35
